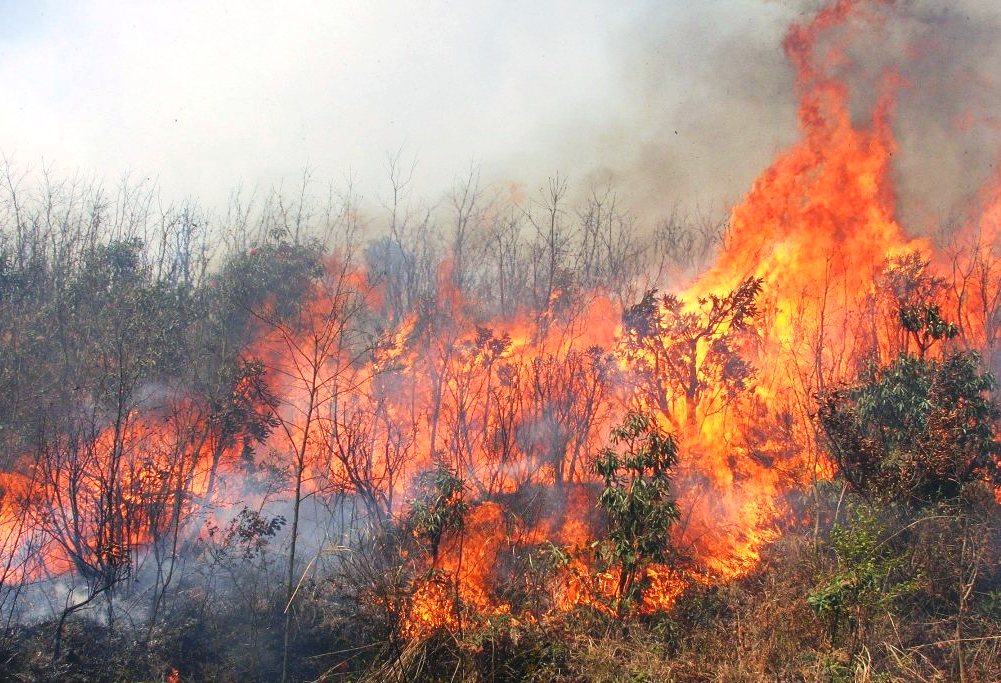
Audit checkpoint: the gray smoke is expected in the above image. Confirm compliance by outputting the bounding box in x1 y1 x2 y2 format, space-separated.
489 0 1001 235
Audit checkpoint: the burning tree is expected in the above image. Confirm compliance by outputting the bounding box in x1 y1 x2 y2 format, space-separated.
620 277 762 428
594 411 680 618
406 461 468 566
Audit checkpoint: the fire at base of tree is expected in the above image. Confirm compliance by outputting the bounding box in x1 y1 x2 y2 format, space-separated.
2 1 1001 681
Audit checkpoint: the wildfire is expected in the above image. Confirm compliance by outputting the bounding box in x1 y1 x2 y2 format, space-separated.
4 0 1001 644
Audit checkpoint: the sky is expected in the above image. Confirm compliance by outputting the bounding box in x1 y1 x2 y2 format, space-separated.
0 0 801 216
3 1 1001 228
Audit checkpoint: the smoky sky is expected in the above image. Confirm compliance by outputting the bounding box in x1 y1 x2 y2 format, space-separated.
585 0 1001 231
1 0 999 231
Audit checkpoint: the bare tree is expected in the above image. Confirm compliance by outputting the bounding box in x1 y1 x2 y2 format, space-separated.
251 247 373 683
525 175 573 314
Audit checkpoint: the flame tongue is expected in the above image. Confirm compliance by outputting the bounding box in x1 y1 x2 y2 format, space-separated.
695 0 916 303
663 0 929 586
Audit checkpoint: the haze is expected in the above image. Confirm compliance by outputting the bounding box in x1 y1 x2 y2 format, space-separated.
3 0 1001 228
0 0 801 215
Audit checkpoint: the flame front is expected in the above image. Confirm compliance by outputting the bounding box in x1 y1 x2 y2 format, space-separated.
3 0 1001 639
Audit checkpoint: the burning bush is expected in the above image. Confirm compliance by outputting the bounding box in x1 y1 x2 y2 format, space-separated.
819 316 1001 507
594 411 681 618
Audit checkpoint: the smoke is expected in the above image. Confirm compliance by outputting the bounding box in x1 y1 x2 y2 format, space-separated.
484 1 801 223
8 1 1000 239
790 0 1001 231
883 1 1001 231
500 0 1001 234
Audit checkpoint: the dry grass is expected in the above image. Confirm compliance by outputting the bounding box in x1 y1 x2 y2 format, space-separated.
341 519 1001 683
